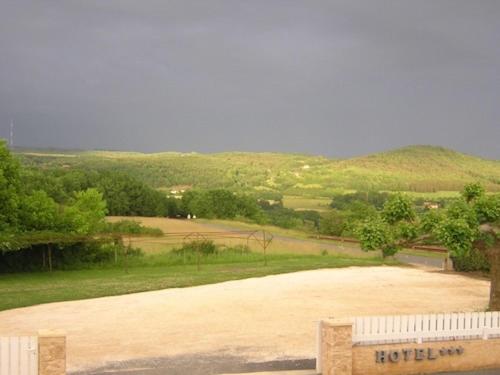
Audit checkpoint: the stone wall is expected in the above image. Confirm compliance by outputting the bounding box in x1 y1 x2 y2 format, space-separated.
38 330 66 375
320 320 353 375
320 319 500 375
353 339 500 375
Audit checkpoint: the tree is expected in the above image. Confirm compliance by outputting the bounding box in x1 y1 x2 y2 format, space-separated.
357 184 500 310
208 189 238 219
18 190 59 231
462 182 485 203
0 140 21 231
63 189 108 234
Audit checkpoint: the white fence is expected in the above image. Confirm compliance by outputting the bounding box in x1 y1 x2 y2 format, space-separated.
352 311 500 345
0 337 38 375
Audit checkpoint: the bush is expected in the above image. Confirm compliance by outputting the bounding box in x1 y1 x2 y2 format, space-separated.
222 244 251 254
174 240 218 256
0 241 143 272
106 220 163 236
319 211 346 236
382 245 398 258
451 248 490 273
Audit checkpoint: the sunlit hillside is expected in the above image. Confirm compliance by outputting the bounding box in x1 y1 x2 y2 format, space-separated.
16 145 500 196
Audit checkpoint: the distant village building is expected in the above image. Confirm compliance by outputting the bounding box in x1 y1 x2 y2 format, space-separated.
424 202 440 209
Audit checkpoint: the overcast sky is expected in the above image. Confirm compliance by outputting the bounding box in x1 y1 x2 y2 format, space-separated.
0 0 499 158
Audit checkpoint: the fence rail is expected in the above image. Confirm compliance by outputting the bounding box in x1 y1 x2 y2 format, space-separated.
352 312 500 345
312 235 448 253
0 336 38 375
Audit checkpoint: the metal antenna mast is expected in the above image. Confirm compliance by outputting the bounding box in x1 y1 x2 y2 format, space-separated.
9 120 14 147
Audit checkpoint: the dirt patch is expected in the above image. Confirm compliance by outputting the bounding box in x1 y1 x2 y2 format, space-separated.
0 267 489 372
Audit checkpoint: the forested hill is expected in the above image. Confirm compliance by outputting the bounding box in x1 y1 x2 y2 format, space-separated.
15 145 500 196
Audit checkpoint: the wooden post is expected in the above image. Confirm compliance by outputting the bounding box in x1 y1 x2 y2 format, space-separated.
263 230 267 266
197 248 200 271
124 235 131 274
113 237 118 264
47 244 53 272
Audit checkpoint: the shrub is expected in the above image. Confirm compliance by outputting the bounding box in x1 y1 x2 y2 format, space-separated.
106 220 163 236
224 244 251 254
174 240 218 256
0 241 143 272
451 248 490 273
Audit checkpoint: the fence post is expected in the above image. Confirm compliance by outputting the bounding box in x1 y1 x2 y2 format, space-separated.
38 330 66 375
320 319 353 375
316 321 323 374
443 255 454 271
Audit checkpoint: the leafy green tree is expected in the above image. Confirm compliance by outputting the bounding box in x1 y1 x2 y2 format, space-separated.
0 140 21 231
462 182 485 203
208 189 238 219
382 193 416 224
20 168 67 203
330 191 390 210
357 220 395 254
236 195 264 222
18 191 59 231
63 189 108 234
182 190 214 218
319 210 347 236
358 183 500 310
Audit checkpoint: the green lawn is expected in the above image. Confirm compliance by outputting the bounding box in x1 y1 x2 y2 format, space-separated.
0 253 392 311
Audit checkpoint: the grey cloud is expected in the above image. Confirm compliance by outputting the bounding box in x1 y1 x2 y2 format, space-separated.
0 0 498 158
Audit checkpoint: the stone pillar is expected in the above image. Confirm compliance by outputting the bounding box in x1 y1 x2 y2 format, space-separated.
320 319 353 375
38 330 66 375
443 255 454 271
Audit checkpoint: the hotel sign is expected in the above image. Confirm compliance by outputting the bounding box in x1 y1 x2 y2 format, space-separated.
376 346 464 363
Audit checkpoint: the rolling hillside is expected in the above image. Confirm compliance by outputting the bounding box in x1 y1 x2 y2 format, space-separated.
15 145 500 196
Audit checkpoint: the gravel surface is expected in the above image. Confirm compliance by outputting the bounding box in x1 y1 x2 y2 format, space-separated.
0 267 489 372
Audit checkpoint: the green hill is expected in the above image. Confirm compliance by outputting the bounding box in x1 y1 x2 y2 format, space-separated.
15 145 500 196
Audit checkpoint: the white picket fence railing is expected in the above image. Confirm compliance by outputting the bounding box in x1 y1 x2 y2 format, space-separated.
352 311 500 345
0 336 38 375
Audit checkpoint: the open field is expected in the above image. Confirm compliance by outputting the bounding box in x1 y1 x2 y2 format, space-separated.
115 217 448 261
282 196 332 211
109 216 372 257
0 267 489 372
395 191 461 199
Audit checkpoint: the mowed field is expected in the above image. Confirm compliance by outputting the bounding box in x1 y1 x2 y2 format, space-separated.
1 217 384 312
282 195 332 212
107 216 370 257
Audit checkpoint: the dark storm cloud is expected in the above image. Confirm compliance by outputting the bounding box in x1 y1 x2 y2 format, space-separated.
0 0 499 158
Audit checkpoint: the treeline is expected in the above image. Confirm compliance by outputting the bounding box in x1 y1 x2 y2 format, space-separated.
19 152 321 231
180 190 320 230
319 191 457 238
0 141 159 272
21 168 181 217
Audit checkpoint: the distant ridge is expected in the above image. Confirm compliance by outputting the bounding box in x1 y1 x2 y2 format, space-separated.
15 145 500 195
